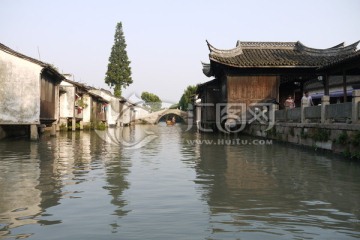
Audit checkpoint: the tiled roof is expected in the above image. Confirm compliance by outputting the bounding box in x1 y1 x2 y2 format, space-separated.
207 40 359 68
318 49 360 70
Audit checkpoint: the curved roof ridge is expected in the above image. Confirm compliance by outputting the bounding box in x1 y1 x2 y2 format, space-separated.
238 41 297 49
296 41 359 56
329 42 345 49
206 40 243 57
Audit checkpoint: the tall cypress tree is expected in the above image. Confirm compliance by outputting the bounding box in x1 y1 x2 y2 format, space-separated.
105 22 132 97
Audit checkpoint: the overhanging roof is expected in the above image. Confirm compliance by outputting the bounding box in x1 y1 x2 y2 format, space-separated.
206 40 359 69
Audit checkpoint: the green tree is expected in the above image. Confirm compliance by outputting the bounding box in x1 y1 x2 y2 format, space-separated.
141 91 162 112
179 85 197 110
105 22 132 97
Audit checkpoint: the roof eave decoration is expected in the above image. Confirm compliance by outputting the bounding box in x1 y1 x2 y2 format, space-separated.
201 61 213 77
206 40 243 57
329 42 345 49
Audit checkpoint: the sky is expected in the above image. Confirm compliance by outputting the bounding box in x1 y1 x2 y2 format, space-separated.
1 0 360 105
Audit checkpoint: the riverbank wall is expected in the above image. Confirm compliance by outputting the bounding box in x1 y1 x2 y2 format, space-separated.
244 122 360 159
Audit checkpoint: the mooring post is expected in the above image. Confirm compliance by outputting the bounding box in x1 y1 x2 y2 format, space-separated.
30 124 38 140
72 118 76 131
50 123 56 136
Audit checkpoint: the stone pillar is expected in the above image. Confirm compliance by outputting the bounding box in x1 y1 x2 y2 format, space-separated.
72 118 76 131
50 124 56 136
352 89 360 124
30 124 38 140
321 95 330 124
301 97 306 123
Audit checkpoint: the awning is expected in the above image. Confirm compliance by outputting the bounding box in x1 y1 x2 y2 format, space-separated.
311 90 353 99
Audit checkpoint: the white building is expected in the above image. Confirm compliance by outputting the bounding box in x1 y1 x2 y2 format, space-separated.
0 43 64 139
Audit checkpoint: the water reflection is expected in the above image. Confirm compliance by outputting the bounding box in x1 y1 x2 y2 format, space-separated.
0 131 131 239
0 141 41 238
0 126 359 239
188 133 360 239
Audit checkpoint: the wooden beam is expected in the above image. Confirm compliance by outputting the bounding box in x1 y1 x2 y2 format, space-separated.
324 74 330 96
343 70 347 102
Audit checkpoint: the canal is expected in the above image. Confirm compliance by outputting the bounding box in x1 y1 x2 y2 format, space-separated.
0 124 359 239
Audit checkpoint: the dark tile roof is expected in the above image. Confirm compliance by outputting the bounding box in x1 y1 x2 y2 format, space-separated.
318 49 360 70
207 40 359 68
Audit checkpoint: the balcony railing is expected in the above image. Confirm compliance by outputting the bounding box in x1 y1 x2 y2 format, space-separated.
273 90 360 124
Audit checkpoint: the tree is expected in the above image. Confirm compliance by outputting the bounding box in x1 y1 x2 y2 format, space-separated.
179 85 197 110
105 22 132 97
141 91 162 112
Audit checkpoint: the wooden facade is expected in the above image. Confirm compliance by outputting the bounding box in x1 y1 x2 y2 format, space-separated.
227 75 279 104
40 70 61 124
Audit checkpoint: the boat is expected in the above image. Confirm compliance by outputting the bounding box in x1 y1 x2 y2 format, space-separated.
166 116 176 126
166 120 175 126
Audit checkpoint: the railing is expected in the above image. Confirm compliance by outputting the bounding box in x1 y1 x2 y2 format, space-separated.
325 102 352 123
304 106 321 122
274 108 301 122
273 90 360 124
287 108 301 122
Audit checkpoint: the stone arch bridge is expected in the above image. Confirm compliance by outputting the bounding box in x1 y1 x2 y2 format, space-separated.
139 109 189 124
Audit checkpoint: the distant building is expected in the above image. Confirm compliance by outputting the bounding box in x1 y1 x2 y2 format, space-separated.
0 43 64 139
59 78 109 130
89 89 122 127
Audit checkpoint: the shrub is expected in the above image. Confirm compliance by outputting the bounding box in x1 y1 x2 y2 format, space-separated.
312 128 329 142
336 131 348 145
352 131 360 147
95 122 106 131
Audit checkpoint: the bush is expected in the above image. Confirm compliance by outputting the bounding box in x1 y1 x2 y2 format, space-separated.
352 131 360 147
59 123 67 132
336 131 348 145
312 128 329 142
95 122 106 131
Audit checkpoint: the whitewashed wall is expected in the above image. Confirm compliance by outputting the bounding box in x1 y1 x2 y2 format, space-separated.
89 89 119 126
59 81 75 118
0 50 42 124
82 93 92 124
120 102 132 125
133 105 150 121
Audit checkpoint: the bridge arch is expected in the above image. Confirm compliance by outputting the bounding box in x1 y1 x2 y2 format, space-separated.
154 109 188 124
139 109 189 124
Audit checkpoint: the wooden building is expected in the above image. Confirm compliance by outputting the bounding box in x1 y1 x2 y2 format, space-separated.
0 43 64 139
198 40 359 131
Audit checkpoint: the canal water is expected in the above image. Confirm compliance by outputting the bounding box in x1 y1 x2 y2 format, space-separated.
0 124 359 240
